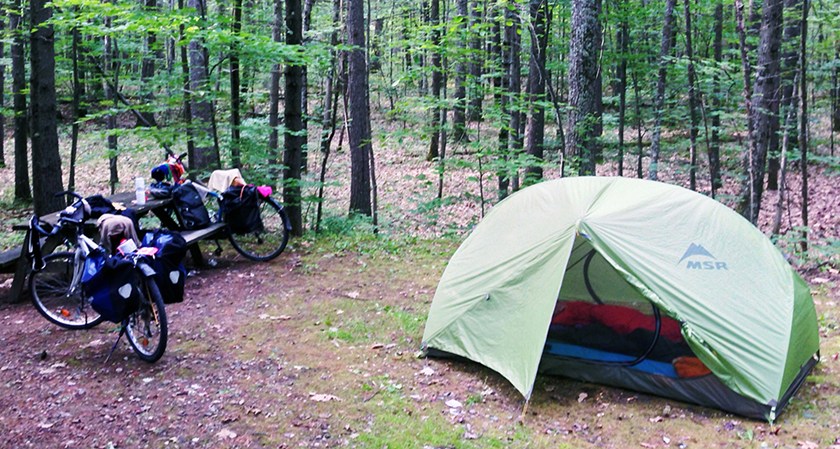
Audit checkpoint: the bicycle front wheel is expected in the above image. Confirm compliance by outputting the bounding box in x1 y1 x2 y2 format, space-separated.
125 276 168 363
29 251 104 330
228 196 290 261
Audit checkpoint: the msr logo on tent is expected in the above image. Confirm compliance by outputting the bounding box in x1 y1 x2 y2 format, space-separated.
679 243 728 270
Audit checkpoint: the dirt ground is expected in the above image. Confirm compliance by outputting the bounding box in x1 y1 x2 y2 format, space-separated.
1 125 839 448
1 235 839 449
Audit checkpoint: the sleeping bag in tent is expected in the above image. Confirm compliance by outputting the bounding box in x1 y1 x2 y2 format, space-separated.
421 176 819 422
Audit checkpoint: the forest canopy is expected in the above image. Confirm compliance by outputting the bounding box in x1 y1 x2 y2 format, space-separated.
0 0 838 261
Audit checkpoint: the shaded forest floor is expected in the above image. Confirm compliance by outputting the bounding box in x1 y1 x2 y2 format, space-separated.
1 124 839 448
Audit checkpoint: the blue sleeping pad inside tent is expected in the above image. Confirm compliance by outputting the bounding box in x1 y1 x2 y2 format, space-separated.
543 340 678 378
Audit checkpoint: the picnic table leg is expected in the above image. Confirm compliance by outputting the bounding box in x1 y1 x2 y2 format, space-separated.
188 243 207 266
151 205 182 230
10 230 32 302
10 255 29 301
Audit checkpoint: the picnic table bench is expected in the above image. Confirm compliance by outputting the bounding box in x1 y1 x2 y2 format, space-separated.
2 191 227 302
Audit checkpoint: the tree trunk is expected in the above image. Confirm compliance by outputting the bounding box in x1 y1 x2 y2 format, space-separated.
68 25 82 194
833 43 840 137
741 0 783 224
230 0 243 168
426 0 442 161
774 0 802 191
138 0 159 128
648 0 676 181
632 70 643 178
684 0 700 191
523 0 550 185
734 0 756 204
616 12 628 177
418 1 428 97
347 0 373 216
507 5 523 190
708 0 723 197
268 0 282 168
493 10 509 200
284 0 305 235
467 0 483 122
104 17 120 194
798 0 808 252
316 0 342 232
178 0 195 161
566 0 601 175
10 1 30 201
30 0 65 214
188 0 219 172
0 15 5 168
451 0 468 143
773 74 796 236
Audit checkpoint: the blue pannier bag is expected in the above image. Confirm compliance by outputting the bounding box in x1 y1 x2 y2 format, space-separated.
83 255 141 323
141 229 188 304
81 248 107 284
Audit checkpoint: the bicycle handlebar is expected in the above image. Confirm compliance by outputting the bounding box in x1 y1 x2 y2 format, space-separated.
54 190 83 201
165 150 188 163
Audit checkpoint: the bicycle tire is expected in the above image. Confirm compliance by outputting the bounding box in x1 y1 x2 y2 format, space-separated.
125 275 168 363
228 196 290 261
29 251 105 330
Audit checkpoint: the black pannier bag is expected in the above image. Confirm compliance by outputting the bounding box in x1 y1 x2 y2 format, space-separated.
172 183 211 230
141 229 188 304
222 185 263 235
83 254 141 323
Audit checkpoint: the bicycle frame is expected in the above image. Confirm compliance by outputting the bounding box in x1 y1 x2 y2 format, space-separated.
66 234 100 298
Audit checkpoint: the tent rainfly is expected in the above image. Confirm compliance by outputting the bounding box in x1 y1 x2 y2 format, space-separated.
422 177 819 421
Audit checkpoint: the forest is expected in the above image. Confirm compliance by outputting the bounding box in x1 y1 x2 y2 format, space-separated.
0 0 837 254
1 1 840 447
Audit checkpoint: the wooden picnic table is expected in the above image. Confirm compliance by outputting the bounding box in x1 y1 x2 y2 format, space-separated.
2 191 226 303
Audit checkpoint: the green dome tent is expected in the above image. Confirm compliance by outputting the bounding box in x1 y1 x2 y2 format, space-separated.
422 177 819 421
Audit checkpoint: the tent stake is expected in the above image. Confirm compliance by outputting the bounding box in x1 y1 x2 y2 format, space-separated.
519 399 529 424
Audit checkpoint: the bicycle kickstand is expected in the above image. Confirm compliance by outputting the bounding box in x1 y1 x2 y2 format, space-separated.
105 325 127 363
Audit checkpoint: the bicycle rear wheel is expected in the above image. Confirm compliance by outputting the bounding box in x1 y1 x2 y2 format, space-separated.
228 196 290 261
125 276 168 362
29 251 104 330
